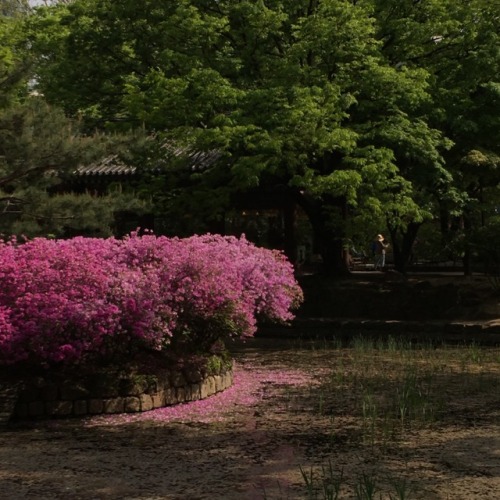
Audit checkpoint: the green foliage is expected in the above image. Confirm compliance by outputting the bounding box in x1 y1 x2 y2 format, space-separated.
28 3 441 228
372 0 500 244
0 4 153 238
1 189 150 238
0 95 151 237
0 2 31 108
205 352 232 377
0 98 96 183
13 0 500 270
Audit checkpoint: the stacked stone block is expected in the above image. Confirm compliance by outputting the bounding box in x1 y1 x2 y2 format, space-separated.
12 365 233 420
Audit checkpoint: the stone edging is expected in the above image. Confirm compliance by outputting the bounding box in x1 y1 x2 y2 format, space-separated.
10 365 233 421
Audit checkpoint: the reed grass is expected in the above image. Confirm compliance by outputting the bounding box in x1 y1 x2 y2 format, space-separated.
297 335 500 499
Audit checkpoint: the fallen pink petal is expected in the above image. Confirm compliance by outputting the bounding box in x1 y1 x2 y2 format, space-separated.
85 361 319 426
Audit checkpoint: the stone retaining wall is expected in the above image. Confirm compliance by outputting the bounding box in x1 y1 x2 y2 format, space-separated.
12 365 233 420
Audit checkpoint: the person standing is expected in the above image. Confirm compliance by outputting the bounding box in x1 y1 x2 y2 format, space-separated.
373 234 389 270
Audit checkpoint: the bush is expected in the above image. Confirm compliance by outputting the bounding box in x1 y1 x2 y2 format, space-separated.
0 233 303 369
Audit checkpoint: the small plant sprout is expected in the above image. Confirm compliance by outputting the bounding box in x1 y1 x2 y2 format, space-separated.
320 462 344 500
300 465 317 499
388 476 416 499
354 472 380 500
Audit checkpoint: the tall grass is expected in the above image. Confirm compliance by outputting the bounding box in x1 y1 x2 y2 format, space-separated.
297 335 500 499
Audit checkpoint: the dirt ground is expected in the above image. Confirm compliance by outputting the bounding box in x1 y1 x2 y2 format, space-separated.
0 273 499 499
0 336 499 500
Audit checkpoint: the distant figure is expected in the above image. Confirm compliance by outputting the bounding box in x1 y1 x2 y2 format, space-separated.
373 234 389 271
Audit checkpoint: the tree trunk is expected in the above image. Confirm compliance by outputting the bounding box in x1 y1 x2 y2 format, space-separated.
388 222 421 274
296 191 350 277
462 215 472 276
320 236 350 276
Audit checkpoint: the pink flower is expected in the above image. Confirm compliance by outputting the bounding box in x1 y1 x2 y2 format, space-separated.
0 233 303 368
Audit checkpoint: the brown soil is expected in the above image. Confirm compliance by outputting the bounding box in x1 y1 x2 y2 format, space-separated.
0 273 498 499
1 337 499 500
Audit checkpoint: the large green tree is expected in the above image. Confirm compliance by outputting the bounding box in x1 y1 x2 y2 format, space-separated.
29 0 453 273
0 1 150 238
371 0 500 271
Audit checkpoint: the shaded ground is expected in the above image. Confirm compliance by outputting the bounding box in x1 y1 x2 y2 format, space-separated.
1 273 499 499
1 337 499 500
297 272 500 321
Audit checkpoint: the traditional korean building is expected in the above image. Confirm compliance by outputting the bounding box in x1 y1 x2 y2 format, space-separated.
71 152 315 269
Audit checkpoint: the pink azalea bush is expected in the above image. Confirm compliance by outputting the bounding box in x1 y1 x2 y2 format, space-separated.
0 233 302 368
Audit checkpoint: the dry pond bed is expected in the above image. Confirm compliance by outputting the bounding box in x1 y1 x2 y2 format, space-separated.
0 336 499 499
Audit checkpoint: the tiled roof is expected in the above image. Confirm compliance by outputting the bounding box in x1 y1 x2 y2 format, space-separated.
161 143 222 171
75 147 222 177
75 155 136 176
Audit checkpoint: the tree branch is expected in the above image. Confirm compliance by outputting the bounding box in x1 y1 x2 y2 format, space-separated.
0 165 55 188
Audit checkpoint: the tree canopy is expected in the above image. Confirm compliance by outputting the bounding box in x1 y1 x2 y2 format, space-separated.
13 0 500 272
0 1 151 237
371 0 500 268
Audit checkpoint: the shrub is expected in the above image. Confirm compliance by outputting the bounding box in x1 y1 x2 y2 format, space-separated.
0 233 302 369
